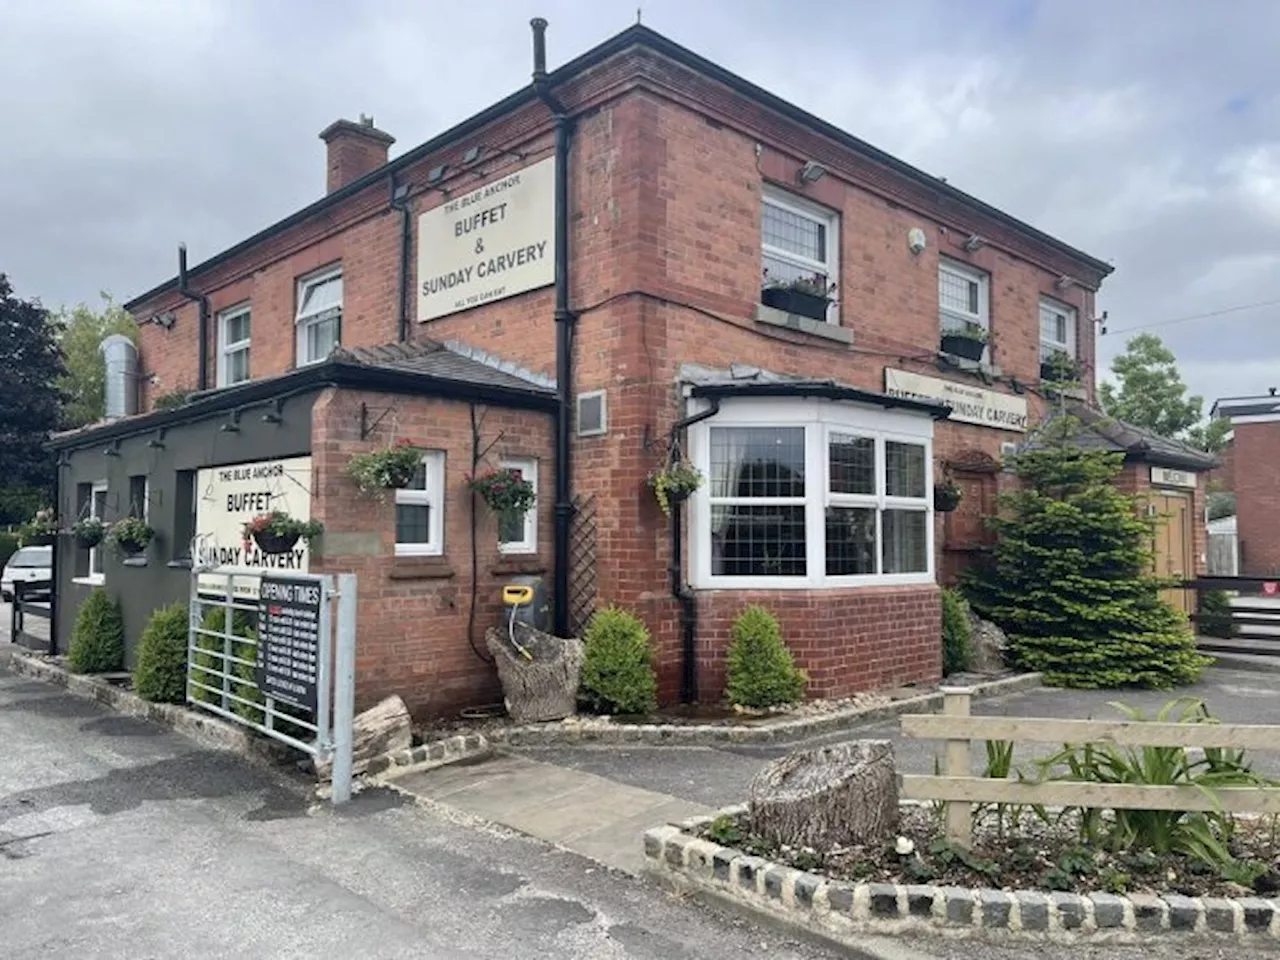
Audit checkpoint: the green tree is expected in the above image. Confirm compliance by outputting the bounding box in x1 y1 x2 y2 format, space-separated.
57 294 137 429
0 274 64 507
1099 333 1227 453
965 416 1210 689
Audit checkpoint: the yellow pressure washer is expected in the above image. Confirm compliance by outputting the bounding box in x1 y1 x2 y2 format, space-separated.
502 584 535 660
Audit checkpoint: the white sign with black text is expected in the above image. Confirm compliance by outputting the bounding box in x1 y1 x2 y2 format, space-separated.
1150 466 1197 489
195 456 313 598
884 369 1029 433
416 156 556 322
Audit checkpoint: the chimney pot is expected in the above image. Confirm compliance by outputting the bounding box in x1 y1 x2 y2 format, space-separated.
319 117 395 194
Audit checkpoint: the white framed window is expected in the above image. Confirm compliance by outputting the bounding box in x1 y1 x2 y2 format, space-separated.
497 457 538 554
689 398 934 589
296 268 342 366
217 304 251 387
394 451 445 557
87 480 108 583
1039 297 1077 361
761 185 840 323
576 390 607 437
939 259 990 337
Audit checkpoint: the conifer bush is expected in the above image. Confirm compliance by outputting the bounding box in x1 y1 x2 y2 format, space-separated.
578 607 658 715
133 603 189 703
965 417 1210 688
725 605 807 708
941 588 973 676
67 588 125 673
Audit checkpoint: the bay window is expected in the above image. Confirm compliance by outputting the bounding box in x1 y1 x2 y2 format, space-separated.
690 398 934 588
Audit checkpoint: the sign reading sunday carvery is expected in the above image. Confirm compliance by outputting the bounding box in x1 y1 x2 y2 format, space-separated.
195 456 313 598
885 369 1029 432
416 156 556 321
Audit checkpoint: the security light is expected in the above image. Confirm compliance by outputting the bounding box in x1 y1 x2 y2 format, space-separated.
799 161 826 183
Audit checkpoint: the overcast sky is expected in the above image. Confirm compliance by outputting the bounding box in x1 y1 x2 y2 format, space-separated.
1 0 1276 408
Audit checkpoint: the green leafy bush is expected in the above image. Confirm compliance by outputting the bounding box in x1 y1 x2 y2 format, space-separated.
0 531 19 569
578 607 658 715
133 603 189 703
67 588 125 674
725 605 807 709
965 416 1210 689
1199 589 1235 639
941 589 973 676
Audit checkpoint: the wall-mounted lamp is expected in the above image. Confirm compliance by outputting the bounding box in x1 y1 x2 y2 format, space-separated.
149 311 175 329
103 440 121 457
220 409 242 433
146 428 166 450
798 160 826 183
392 183 410 202
426 165 449 185
261 399 285 425
1056 275 1078 291
463 145 484 164
907 227 928 255
963 235 986 252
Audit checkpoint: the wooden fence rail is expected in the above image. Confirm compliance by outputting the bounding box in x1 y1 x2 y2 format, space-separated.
899 687 1280 847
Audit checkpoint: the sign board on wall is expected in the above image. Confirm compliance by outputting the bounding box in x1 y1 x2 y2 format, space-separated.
195 456 313 598
416 156 556 322
255 575 321 712
1150 466 1197 489
884 369 1029 433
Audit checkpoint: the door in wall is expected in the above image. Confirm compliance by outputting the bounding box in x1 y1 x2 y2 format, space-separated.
1150 492 1194 615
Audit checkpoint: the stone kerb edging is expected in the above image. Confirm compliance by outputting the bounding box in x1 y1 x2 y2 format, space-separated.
644 810 1280 946
484 673 1042 748
367 734 492 778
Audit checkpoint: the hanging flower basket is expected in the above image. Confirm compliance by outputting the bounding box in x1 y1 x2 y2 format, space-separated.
934 480 963 513
347 438 423 498
21 507 59 546
71 516 107 548
649 460 704 516
469 468 536 515
109 516 155 556
243 511 323 555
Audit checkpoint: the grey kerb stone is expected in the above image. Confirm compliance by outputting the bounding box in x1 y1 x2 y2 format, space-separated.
979 890 1012 928
1163 894 1201 932
904 885 936 919
1050 892 1085 931
1203 898 1238 934
712 850 733 883
826 883 854 915
764 868 786 901
793 874 820 908
1088 892 1126 930
1015 891 1049 932
1128 893 1166 933
942 887 975 925
664 837 685 867
1237 897 1276 933
643 832 662 860
868 883 899 918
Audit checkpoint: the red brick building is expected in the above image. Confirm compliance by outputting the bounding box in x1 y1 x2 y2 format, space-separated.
55 22 1127 717
1211 394 1280 576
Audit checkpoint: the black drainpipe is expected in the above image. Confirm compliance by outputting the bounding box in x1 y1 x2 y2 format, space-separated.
531 17 577 638
177 243 211 391
670 398 720 703
391 173 413 342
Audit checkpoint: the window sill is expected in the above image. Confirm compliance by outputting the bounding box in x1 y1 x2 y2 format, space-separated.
167 559 193 570
122 557 148 568
693 574 935 591
755 304 853 344
389 557 456 580
491 556 546 576
72 576 105 587
937 353 1002 378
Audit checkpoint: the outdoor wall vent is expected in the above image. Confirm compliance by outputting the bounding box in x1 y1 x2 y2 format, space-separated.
576 390 607 437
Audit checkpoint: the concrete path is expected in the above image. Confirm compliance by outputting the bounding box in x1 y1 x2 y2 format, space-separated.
389 753 710 875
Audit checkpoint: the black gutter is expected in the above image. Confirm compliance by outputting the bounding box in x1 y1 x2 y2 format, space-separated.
390 173 413 342
176 244 211 391
688 381 952 420
670 398 720 704
47 358 557 451
126 25 1109 314
531 17 578 640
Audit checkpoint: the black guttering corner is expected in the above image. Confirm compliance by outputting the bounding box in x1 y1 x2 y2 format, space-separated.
688 381 951 420
47 360 557 451
125 27 1110 313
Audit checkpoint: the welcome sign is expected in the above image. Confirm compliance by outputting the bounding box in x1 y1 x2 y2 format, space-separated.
416 156 556 321
885 369 1029 433
195 456 313 598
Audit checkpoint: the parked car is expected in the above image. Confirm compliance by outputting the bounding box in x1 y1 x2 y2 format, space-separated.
2 545 52 602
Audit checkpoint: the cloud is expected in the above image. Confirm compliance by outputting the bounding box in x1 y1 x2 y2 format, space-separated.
1 0 1276 405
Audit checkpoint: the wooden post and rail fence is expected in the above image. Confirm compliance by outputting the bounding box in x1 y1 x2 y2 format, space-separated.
899 687 1280 848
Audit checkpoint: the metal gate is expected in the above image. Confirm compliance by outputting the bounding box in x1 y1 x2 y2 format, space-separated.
187 569 357 804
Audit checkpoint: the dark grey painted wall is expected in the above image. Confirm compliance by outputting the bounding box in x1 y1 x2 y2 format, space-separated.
55 390 319 666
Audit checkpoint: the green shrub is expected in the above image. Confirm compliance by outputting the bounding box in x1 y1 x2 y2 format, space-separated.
965 416 1210 689
941 589 973 676
0 531 19 570
1199 589 1235 639
67 588 125 674
133 603 189 702
725 605 807 709
579 607 658 715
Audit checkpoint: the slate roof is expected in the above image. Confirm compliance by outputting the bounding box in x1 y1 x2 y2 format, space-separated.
1031 403 1219 471
1211 393 1280 419
333 340 553 394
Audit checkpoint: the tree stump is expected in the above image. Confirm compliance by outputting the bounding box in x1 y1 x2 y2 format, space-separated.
485 622 584 723
967 610 1009 673
314 694 411 780
748 740 898 850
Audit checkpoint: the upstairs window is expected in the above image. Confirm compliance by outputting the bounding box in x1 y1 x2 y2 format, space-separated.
938 259 990 360
217 304 251 387
760 186 840 324
1039 297 1077 360
296 268 342 366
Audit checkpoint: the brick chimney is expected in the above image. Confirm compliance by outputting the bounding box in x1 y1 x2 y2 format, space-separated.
319 114 395 193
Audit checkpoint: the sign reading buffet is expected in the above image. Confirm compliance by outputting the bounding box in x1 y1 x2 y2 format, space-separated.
416 156 556 322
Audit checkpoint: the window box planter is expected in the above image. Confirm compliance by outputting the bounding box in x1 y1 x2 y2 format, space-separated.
940 334 986 362
761 286 831 322
1040 352 1081 384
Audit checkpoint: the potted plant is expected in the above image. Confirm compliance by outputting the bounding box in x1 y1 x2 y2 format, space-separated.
21 508 59 546
1040 349 1081 384
649 460 704 515
109 516 155 557
469 468 537 515
348 438 423 498
71 516 108 548
934 478 963 513
243 511 323 555
760 270 837 322
940 322 988 362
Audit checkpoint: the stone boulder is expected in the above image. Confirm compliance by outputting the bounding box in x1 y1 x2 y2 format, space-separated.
967 610 1009 673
